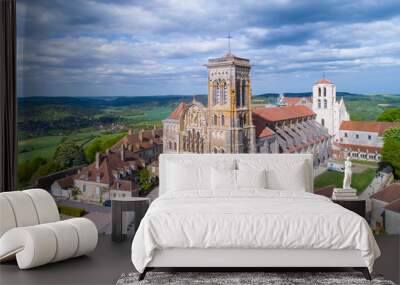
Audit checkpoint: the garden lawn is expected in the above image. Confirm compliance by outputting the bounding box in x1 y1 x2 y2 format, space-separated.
314 168 376 194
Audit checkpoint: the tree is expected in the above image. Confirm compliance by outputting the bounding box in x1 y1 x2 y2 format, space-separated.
53 141 84 169
17 157 47 185
99 186 108 203
382 127 400 177
138 168 152 192
377 108 400 122
71 186 82 200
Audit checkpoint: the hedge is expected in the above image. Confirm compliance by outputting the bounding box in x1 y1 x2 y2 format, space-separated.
58 205 86 217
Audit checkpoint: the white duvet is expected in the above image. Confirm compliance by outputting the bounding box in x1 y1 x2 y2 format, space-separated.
131 190 380 273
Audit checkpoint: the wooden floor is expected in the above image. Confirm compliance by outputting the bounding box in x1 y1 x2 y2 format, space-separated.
0 235 398 285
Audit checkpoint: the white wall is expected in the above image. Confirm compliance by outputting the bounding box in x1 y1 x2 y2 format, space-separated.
339 130 383 147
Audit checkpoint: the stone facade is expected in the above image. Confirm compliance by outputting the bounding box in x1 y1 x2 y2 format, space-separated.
163 52 256 154
163 52 331 166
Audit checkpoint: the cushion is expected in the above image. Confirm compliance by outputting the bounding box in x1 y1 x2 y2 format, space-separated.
0 218 97 269
237 157 309 192
211 167 236 190
0 196 16 238
0 192 39 227
236 169 267 189
167 162 211 191
24 189 59 224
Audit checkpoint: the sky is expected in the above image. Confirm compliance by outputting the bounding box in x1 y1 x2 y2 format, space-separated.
17 0 400 97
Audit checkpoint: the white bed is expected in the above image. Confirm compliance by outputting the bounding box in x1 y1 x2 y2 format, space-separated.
131 154 380 280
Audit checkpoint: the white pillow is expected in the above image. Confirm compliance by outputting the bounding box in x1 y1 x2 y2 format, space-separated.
167 162 210 191
211 167 236 190
236 169 267 189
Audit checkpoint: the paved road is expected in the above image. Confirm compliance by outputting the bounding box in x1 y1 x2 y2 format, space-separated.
57 199 111 213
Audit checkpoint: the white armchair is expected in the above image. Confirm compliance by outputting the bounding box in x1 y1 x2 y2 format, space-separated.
0 189 98 269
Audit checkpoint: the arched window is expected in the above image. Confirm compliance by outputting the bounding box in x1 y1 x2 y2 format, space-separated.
213 147 218 153
221 115 225 126
223 84 228 104
213 81 218 105
318 87 321 97
318 99 321 108
213 114 218 126
173 142 177 151
321 118 325 126
236 79 241 107
220 148 225 153
168 141 172 149
242 80 246 107
323 87 327 97
324 99 327 109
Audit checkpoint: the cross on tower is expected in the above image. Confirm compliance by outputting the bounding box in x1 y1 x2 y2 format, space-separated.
226 33 232 54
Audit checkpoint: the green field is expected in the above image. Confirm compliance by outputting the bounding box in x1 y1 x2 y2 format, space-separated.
18 136 65 163
83 132 126 162
314 168 376 194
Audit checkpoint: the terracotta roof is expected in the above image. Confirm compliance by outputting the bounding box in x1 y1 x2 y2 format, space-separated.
252 112 276 138
110 180 136 192
54 175 74 189
385 199 400 214
314 185 335 198
340 121 399 136
75 149 140 185
252 105 315 122
112 129 163 152
335 143 381 153
168 102 187 120
282 97 311 106
371 183 400 203
259 127 275 138
316 78 332 84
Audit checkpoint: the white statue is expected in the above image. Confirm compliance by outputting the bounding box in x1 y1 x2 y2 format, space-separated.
343 157 352 190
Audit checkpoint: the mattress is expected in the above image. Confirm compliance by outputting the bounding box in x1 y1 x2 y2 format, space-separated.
131 189 380 273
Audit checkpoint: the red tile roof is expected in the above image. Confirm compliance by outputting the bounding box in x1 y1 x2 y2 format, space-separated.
168 102 187 120
371 183 400 203
385 199 400 214
335 143 381 153
282 97 311 106
252 112 275 138
75 150 140 186
54 175 74 189
252 105 315 122
340 121 399 136
111 129 162 152
110 180 136 192
259 127 275 138
316 78 332 84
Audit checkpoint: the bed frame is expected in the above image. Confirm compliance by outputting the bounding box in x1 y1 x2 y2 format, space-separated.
139 248 371 280
137 154 372 281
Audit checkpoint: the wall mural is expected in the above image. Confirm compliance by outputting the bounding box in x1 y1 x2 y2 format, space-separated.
16 0 400 237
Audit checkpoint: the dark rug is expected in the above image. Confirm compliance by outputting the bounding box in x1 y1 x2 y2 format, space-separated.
116 271 395 285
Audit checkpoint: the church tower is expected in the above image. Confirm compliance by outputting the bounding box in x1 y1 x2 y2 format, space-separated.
312 77 338 138
206 52 255 153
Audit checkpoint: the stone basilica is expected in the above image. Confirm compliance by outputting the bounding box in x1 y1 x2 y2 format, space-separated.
163 52 332 166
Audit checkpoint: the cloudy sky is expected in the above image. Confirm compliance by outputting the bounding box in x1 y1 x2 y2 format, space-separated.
17 0 400 97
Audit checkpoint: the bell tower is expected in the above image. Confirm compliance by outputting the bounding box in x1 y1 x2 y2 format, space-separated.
206 52 255 153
